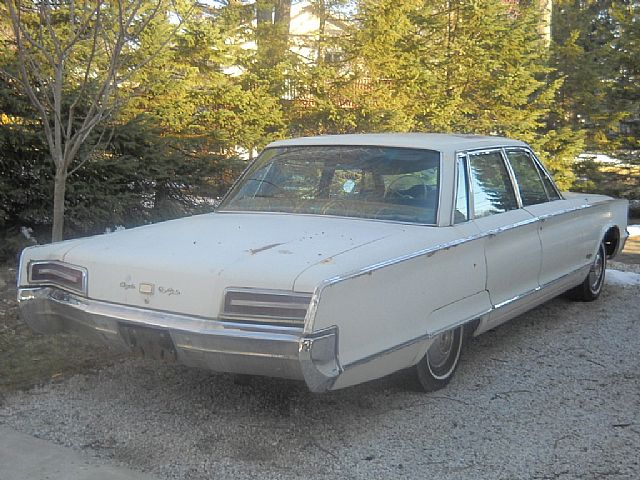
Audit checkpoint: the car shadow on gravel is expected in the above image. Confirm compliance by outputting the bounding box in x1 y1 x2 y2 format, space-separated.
56 284 635 478
87 288 612 425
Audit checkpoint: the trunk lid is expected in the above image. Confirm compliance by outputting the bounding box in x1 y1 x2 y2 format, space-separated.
61 212 406 318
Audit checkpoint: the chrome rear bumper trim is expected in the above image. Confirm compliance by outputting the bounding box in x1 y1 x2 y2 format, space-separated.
18 287 340 392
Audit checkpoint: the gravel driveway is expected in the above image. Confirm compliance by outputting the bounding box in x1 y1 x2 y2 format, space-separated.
1 269 639 480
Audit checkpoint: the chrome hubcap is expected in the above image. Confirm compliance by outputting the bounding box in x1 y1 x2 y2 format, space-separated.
427 329 454 369
589 246 604 292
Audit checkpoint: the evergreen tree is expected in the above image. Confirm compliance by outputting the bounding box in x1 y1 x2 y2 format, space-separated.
552 0 639 149
346 0 581 187
2 0 182 240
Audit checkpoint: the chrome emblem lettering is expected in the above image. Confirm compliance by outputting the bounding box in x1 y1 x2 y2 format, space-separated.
159 286 181 296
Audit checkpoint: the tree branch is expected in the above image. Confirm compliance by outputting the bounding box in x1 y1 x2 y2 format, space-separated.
6 0 56 165
67 125 115 176
66 2 104 143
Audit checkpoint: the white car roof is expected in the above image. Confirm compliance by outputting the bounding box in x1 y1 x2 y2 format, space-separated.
267 133 528 154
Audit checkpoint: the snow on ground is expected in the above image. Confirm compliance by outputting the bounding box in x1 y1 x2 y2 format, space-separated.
576 153 622 164
606 269 640 286
628 224 640 237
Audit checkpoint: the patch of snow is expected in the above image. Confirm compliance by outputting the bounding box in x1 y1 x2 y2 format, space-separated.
20 226 37 245
628 225 640 237
104 225 125 234
606 269 640 287
577 153 621 164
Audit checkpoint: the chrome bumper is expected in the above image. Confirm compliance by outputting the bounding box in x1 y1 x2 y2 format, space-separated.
18 287 341 392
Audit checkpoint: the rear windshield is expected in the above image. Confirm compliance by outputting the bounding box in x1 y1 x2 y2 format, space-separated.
219 146 441 224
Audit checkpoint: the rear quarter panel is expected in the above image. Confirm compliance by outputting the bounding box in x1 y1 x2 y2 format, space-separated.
307 224 489 388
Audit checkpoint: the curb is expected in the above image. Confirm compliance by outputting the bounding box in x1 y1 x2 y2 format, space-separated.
0 426 158 480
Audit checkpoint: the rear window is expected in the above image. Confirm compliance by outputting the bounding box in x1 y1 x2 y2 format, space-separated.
220 146 441 224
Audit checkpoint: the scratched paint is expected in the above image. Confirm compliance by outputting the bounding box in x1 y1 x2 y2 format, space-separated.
247 243 285 255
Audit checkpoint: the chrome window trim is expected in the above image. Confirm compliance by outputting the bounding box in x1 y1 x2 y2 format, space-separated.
500 148 524 209
215 154 257 210
304 201 599 334
465 152 475 219
450 155 460 225
451 153 471 225
27 260 88 296
435 150 443 226
465 147 520 218
214 210 440 227
453 151 475 220
218 146 443 227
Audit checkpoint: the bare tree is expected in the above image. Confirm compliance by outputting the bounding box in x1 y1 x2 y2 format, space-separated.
3 0 182 241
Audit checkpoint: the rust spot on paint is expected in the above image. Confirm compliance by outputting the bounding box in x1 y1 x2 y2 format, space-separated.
248 243 285 255
320 257 334 264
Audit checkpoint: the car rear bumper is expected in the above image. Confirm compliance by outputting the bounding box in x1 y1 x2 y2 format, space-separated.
17 287 341 392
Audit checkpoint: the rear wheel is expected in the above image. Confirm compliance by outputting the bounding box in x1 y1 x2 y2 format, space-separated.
567 241 606 302
415 325 463 392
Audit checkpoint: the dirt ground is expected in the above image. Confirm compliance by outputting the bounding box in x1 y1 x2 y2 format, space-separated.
0 265 122 396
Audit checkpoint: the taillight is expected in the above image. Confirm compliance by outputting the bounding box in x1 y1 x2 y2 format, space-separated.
222 288 311 326
28 261 88 295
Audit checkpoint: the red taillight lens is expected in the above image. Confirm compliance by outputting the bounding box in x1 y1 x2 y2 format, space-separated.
29 261 87 294
222 289 311 326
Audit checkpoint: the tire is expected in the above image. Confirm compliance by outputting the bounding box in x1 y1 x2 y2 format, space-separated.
567 241 606 302
415 325 464 392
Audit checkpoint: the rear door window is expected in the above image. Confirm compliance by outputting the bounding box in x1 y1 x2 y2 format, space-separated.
454 155 469 223
468 151 518 218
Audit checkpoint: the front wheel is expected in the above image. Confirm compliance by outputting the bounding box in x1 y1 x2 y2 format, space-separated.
567 241 606 302
415 325 464 392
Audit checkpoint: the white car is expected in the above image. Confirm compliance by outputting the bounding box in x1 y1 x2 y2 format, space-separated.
18 134 629 392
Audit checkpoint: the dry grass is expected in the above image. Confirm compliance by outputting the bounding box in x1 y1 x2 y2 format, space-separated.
0 265 123 396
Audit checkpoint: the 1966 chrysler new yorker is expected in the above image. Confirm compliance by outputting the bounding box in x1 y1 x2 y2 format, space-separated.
18 134 629 392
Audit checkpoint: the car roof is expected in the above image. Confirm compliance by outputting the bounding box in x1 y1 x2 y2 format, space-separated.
266 133 528 154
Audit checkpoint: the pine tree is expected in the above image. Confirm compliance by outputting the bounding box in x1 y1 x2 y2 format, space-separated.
344 0 581 186
551 0 639 149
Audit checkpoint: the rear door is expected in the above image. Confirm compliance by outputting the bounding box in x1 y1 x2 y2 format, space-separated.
466 149 541 308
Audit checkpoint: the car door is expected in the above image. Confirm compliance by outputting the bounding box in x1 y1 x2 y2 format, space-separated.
505 148 589 286
465 149 542 311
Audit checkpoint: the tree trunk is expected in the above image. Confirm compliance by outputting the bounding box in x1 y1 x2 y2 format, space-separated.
274 0 291 29
256 0 275 52
317 0 326 64
52 166 67 242
274 0 292 59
